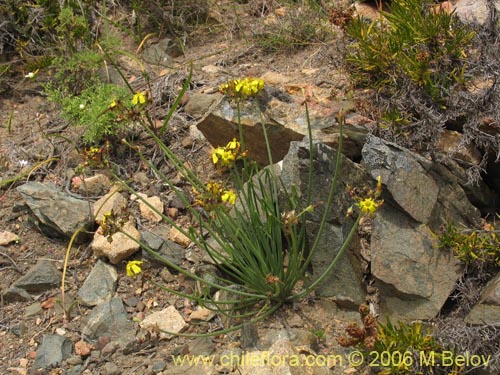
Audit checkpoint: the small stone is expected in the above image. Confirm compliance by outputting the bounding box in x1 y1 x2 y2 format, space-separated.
2 286 32 303
34 334 72 370
189 308 215 322
160 269 174 283
24 302 42 317
93 188 128 224
188 337 215 356
136 193 164 223
13 259 61 293
74 340 93 357
181 136 194 149
77 259 118 306
167 227 191 247
77 174 111 196
167 207 178 218
91 221 141 264
101 362 121 375
240 322 259 349
140 305 187 339
0 230 20 246
184 93 222 119
82 298 134 340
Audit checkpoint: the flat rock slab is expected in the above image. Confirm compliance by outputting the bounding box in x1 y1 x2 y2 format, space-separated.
78 259 118 306
13 258 61 293
371 205 463 321
17 182 93 243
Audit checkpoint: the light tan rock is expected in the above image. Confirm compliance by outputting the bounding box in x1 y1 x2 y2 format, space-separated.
167 227 191 247
189 308 215 322
135 193 164 223
91 221 141 264
0 230 19 246
78 173 111 196
140 305 187 339
93 187 128 224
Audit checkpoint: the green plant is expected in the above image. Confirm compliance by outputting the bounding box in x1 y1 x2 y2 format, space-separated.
96 59 378 336
344 0 475 102
339 305 458 375
438 221 500 267
46 82 131 145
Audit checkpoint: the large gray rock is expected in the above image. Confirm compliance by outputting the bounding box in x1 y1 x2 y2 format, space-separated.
362 135 480 230
466 272 500 325
82 297 134 340
77 259 118 306
34 334 72 370
371 204 463 321
17 182 93 243
280 140 367 305
13 259 61 293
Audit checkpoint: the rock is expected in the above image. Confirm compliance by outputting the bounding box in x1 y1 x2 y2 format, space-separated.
436 130 481 165
34 334 72 370
13 259 61 293
135 192 164 222
82 297 134 340
465 272 500 325
240 322 259 349
141 231 185 267
184 92 223 119
142 37 182 65
0 230 19 245
188 337 215 356
76 173 111 196
167 227 191 247
2 286 32 302
189 308 215 323
354 1 382 20
452 0 500 25
24 302 42 317
362 135 480 230
93 188 128 224
17 182 93 243
140 305 187 339
91 220 141 264
371 204 463 321
280 140 367 305
100 362 121 375
78 259 118 306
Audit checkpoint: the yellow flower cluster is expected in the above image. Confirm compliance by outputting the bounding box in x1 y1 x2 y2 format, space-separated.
132 91 147 106
211 138 247 168
219 77 265 99
195 181 237 211
126 260 143 277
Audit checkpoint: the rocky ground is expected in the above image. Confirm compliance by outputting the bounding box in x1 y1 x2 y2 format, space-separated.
1 1 500 375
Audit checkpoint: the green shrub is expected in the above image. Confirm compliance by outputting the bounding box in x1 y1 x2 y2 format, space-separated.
439 222 500 267
47 82 131 145
344 0 474 102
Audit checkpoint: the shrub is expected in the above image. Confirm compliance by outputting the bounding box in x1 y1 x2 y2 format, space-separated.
344 0 474 102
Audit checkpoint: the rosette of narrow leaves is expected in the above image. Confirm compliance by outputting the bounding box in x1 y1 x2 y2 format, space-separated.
109 65 364 337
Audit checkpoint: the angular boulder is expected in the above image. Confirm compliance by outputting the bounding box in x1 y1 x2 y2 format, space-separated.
17 182 93 243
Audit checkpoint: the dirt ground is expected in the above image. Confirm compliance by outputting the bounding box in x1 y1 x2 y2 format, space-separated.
0 2 378 374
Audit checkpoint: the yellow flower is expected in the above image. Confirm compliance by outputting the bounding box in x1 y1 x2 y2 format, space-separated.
219 77 265 99
358 198 379 215
132 91 146 106
221 190 237 205
126 260 143 277
109 99 117 109
227 138 239 150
